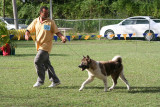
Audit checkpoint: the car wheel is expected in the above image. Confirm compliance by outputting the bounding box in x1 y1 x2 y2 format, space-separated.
104 29 115 40
144 30 155 41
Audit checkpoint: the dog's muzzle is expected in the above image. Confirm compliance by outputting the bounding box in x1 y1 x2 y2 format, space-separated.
78 65 82 68
78 64 87 71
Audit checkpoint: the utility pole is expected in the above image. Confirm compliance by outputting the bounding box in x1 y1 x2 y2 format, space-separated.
50 0 53 20
3 0 5 18
12 0 18 29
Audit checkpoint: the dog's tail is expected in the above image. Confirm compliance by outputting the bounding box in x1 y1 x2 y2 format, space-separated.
112 55 122 64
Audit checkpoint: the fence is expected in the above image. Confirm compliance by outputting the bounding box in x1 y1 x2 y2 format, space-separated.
54 19 121 34
2 17 160 41
16 18 122 34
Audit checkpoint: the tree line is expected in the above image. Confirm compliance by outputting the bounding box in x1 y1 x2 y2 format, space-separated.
1 0 160 20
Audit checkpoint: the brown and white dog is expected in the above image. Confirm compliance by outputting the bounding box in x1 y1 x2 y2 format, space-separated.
78 55 130 92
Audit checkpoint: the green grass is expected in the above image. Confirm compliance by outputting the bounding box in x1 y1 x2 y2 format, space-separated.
0 40 160 107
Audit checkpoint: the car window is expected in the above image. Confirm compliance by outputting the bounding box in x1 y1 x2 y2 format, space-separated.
151 18 160 23
122 19 136 25
136 18 149 24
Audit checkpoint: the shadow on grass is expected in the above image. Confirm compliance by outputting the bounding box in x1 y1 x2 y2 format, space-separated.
108 86 160 93
39 85 80 90
128 86 160 93
39 86 160 93
39 86 122 90
15 53 69 57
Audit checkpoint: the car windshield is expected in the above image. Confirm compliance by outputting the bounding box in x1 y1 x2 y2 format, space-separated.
151 18 160 23
4 18 27 24
4 18 14 24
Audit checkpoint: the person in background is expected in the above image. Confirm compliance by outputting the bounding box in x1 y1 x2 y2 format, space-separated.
25 6 67 87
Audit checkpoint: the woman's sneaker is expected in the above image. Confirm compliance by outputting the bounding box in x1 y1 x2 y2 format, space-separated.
48 82 61 88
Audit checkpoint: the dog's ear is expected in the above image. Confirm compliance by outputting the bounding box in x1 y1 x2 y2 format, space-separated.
86 55 91 63
83 56 86 58
87 55 90 59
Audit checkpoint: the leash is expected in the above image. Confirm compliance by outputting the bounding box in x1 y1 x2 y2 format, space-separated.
64 43 82 57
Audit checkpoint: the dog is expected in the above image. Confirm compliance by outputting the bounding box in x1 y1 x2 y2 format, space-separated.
78 55 130 92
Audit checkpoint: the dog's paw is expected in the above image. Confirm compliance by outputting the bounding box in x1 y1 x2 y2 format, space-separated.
109 88 114 91
79 88 83 91
127 86 130 90
127 87 130 91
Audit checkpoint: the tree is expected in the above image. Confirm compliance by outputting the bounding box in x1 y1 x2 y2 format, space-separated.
1 0 160 20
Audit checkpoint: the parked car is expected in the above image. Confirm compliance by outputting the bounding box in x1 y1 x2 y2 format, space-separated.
0 17 28 30
100 16 160 41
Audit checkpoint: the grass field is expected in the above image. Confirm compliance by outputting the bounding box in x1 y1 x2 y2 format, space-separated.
0 40 160 107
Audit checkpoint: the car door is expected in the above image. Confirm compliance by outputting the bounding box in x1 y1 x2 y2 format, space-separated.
132 18 149 37
118 18 137 35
